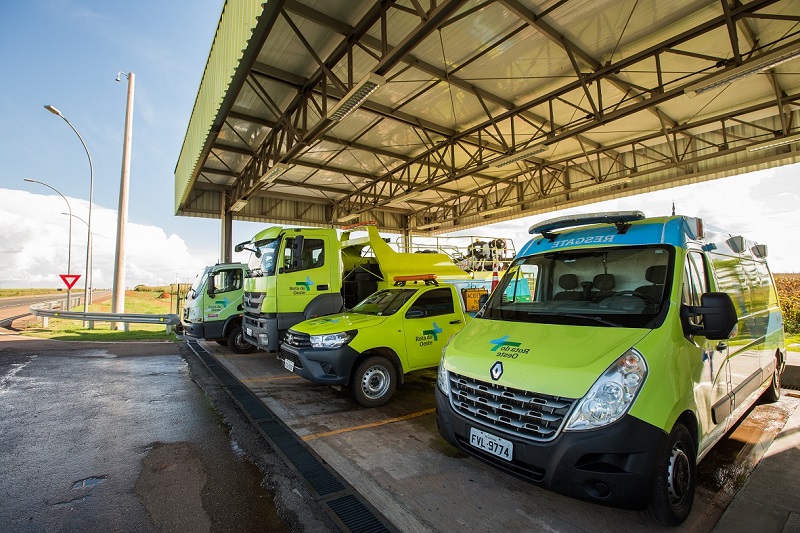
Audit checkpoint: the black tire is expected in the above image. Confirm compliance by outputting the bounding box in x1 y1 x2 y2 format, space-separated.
762 355 781 402
227 324 256 354
648 422 696 526
350 356 397 407
215 340 227 346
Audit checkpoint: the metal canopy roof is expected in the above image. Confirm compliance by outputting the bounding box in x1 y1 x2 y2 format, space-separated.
175 0 800 234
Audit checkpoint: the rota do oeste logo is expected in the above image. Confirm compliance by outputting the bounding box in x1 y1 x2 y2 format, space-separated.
290 276 315 295
489 335 529 358
416 322 443 346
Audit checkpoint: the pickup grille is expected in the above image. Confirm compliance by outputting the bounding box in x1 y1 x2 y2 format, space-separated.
283 330 311 349
447 372 574 442
278 348 304 370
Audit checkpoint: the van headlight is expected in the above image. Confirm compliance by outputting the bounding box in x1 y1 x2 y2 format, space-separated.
310 330 356 349
564 348 647 431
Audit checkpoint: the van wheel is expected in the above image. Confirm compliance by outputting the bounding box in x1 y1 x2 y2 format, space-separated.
762 356 781 402
648 422 696 526
227 325 255 354
351 356 396 408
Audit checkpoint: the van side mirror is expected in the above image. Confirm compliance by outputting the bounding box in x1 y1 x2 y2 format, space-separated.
681 292 737 340
405 306 427 319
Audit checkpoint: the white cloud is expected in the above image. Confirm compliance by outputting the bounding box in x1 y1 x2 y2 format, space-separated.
0 189 215 289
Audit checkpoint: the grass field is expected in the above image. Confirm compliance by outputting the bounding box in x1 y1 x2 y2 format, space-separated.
22 290 179 342
0 288 69 298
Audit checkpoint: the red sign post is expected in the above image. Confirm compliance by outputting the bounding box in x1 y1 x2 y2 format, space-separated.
60 274 81 290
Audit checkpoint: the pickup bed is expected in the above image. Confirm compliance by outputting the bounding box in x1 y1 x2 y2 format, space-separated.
278 281 485 407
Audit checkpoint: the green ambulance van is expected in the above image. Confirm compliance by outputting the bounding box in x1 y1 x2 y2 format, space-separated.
435 211 785 526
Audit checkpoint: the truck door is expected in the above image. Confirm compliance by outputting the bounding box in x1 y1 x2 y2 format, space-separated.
683 251 731 454
206 267 244 325
402 287 464 371
275 236 332 315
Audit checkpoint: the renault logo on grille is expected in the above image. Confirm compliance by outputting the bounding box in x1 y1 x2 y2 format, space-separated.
490 361 503 381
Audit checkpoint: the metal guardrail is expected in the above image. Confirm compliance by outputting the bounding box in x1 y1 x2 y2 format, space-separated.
30 302 180 334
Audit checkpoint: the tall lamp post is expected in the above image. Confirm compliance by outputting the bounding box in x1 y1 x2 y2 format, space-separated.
23 178 74 308
44 105 94 317
112 71 135 326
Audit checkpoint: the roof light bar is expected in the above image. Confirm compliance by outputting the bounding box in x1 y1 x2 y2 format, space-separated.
491 145 548 168
327 73 386 122
685 44 800 97
529 210 645 236
259 163 291 184
230 199 248 212
747 132 800 152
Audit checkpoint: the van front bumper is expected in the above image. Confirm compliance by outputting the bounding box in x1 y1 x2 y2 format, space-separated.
278 344 360 386
435 387 667 510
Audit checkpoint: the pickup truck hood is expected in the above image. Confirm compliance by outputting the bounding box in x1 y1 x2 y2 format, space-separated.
445 318 651 399
290 312 388 334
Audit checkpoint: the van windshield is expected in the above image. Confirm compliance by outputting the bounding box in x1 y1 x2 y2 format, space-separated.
482 245 673 328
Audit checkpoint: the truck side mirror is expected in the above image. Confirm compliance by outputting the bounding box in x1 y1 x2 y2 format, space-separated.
290 235 305 270
207 276 216 296
405 306 427 319
681 292 737 340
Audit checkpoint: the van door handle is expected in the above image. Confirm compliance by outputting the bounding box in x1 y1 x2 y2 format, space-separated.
716 341 727 351
450 319 462 324
317 285 329 291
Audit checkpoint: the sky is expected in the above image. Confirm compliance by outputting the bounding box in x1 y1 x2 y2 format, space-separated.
1 1 799 290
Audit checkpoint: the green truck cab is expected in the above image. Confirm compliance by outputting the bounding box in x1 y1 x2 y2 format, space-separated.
240 224 471 352
181 263 254 353
435 211 785 526
279 276 486 407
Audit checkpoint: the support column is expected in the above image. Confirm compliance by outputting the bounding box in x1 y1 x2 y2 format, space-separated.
221 192 233 263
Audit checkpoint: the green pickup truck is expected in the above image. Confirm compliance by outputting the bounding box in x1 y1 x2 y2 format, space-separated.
278 277 486 407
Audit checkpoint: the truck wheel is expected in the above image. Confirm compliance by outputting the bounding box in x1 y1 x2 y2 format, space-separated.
648 422 696 526
227 325 255 354
351 356 396 408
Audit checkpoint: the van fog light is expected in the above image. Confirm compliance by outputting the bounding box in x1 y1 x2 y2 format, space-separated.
566 348 647 431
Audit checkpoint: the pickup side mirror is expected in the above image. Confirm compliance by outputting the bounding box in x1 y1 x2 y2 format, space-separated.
681 292 738 340
478 293 489 308
405 306 427 319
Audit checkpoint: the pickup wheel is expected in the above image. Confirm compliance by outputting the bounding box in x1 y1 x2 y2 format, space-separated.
351 356 396 408
227 325 256 354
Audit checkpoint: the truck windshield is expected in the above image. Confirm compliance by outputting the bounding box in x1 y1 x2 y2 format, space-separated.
189 269 209 299
351 288 417 316
248 238 279 276
482 245 673 328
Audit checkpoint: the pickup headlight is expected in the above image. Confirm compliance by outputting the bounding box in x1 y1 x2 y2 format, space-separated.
310 330 356 349
437 335 456 395
564 348 647 431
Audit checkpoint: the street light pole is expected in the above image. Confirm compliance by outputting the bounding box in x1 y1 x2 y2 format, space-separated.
23 178 73 308
44 104 94 316
112 72 135 326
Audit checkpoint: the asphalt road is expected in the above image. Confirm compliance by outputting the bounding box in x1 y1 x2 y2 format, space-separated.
0 333 334 532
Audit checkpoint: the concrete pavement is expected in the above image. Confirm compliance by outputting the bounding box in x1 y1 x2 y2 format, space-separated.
713 348 800 533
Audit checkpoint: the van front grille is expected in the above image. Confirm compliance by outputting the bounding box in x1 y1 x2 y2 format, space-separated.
448 372 574 442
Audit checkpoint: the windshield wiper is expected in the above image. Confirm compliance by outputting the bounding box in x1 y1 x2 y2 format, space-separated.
552 312 622 327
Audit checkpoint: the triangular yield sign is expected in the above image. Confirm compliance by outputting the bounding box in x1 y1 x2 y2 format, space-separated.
60 274 81 290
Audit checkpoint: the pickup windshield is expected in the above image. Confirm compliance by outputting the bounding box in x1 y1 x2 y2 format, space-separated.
482 245 673 328
351 288 417 316
247 238 279 276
